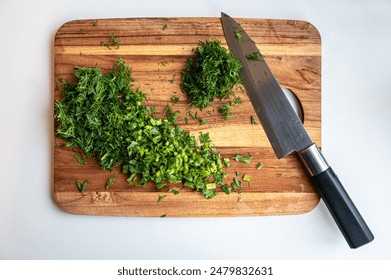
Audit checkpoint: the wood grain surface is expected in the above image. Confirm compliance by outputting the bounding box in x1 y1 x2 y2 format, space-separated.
53 17 321 217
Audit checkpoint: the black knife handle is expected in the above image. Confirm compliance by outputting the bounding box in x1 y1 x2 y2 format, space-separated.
299 144 374 248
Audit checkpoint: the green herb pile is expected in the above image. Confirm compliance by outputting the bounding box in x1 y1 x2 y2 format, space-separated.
181 39 243 110
55 58 226 198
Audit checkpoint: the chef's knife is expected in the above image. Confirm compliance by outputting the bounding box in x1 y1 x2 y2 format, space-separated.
221 12 374 248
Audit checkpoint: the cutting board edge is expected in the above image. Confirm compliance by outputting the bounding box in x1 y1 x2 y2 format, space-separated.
52 190 321 217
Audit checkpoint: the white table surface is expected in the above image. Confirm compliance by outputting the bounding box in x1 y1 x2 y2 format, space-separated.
1 0 390 260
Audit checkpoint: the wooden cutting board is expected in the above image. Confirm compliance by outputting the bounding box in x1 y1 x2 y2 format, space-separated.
53 17 321 217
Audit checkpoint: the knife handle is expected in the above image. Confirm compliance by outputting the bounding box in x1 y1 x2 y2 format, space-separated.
299 144 374 248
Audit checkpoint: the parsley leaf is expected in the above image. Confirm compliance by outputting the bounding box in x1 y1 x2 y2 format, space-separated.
232 154 253 163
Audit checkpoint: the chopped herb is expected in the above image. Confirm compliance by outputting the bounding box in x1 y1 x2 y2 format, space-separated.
235 32 244 42
221 184 232 195
77 179 89 193
246 51 263 61
198 118 207 125
74 153 86 165
169 189 179 195
169 74 176 84
155 182 166 189
218 96 241 120
160 213 167 217
231 177 242 190
171 95 179 103
232 154 253 163
163 24 168 30
222 158 231 167
202 188 218 199
219 104 232 120
55 82 59 92
239 86 246 94
55 58 226 199
164 104 180 123
256 162 263 170
105 175 116 190
230 96 242 106
157 195 167 202
251 115 256 124
199 132 210 144
235 171 241 176
92 21 98 27
188 111 197 119
181 39 243 110
110 34 121 49
243 174 251 182
101 33 121 50
158 59 168 66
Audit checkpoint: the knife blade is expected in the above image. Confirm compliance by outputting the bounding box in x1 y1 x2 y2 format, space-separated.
221 12 374 248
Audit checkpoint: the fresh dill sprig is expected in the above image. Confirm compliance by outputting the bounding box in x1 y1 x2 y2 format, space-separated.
105 175 116 190
101 34 121 50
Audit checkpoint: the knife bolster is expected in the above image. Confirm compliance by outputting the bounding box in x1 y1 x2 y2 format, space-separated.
298 144 329 176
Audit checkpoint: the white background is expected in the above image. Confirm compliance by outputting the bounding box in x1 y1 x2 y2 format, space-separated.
0 0 390 260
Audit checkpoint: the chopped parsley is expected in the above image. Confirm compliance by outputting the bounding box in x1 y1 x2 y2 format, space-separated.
222 158 231 167
221 184 232 195
243 174 251 182
169 189 179 195
231 177 242 190
232 154 253 163
235 32 244 42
